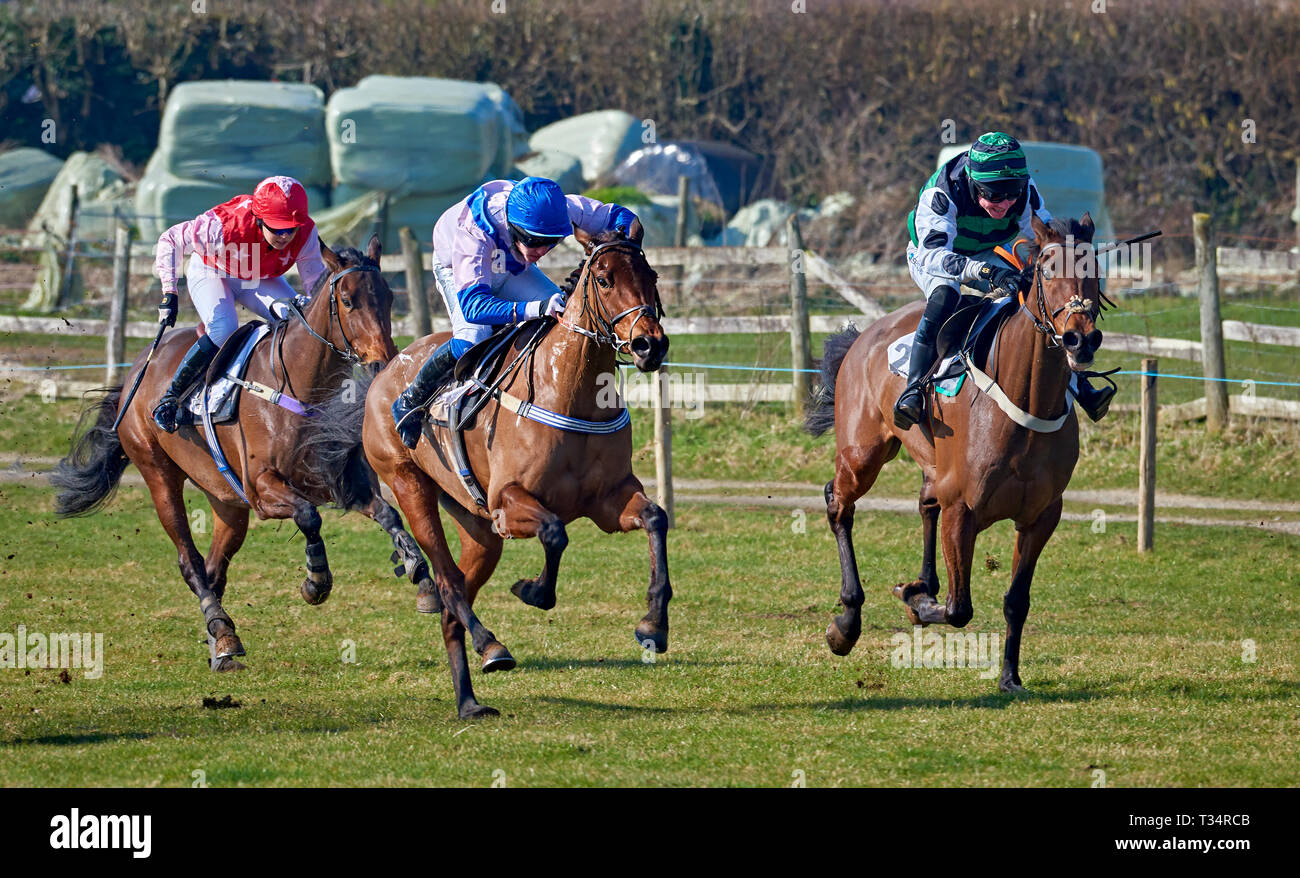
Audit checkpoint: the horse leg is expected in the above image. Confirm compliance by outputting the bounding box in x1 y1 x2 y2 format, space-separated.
252 471 333 605
936 501 978 628
892 480 946 627
1000 498 1062 692
494 484 568 612
388 465 513 717
363 493 439 615
204 497 249 601
824 440 897 656
140 465 245 670
590 478 671 654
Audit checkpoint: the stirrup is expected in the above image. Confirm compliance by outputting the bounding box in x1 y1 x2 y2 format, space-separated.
893 384 927 430
1076 367 1119 422
153 395 180 433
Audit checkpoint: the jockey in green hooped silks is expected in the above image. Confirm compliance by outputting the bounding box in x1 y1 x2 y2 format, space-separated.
894 131 1114 429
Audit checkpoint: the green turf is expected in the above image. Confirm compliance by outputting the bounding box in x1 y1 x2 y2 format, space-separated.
0 482 1296 787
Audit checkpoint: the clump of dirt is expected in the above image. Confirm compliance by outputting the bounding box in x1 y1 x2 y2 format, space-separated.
201 695 241 710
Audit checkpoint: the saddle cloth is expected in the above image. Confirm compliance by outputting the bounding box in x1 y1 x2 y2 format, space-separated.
887 334 967 397
177 324 270 426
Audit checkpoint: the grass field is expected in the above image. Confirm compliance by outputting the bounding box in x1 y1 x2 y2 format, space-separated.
1 480 1297 787
1 318 1297 787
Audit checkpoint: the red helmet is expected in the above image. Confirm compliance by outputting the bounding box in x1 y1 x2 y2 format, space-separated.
252 176 309 227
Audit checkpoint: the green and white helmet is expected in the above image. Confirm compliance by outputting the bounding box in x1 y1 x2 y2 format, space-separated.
967 132 1028 201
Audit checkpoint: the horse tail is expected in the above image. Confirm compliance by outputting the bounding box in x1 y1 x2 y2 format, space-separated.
298 370 377 511
51 386 132 517
804 325 861 437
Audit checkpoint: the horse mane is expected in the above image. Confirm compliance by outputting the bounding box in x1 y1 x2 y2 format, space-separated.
559 230 648 296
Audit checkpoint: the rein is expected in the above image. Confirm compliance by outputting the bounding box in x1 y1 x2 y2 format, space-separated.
557 239 663 361
282 263 376 365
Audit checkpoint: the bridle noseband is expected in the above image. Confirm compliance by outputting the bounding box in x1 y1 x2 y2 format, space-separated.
558 239 664 359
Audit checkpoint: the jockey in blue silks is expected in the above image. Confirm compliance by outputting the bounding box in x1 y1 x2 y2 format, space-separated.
390 176 640 448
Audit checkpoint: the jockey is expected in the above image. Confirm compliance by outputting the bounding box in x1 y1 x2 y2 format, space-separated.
390 175 640 449
896 131 1115 429
150 175 326 433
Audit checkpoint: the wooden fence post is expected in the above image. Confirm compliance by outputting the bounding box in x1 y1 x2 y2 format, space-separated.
1193 213 1228 433
787 213 811 418
399 226 431 338
58 184 80 308
106 214 131 385
1138 358 1157 553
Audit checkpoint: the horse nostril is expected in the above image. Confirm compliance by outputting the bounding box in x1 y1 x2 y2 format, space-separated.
1087 330 1103 350
1062 331 1081 350
630 336 652 357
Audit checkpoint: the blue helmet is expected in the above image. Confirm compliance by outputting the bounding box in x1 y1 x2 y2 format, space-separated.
505 176 571 239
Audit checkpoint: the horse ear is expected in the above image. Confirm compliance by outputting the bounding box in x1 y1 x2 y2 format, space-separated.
320 240 344 272
627 218 644 245
366 233 382 263
573 224 595 254
1077 211 1095 242
1030 214 1051 247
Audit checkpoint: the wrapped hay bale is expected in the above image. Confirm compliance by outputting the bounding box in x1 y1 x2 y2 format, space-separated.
514 150 585 194
327 76 527 194
158 81 330 187
24 151 132 245
0 148 65 229
529 111 644 185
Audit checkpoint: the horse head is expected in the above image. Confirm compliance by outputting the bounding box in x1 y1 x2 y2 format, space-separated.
316 234 399 368
1027 212 1112 372
569 219 669 372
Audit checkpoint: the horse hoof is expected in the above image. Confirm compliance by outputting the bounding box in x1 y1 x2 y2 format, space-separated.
211 655 245 672
634 620 668 654
459 703 500 719
825 621 857 656
214 633 245 659
510 578 556 611
999 679 1027 694
415 584 442 615
481 642 516 673
300 577 332 606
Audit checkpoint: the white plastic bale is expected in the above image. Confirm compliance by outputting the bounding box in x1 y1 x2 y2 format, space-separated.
528 110 645 185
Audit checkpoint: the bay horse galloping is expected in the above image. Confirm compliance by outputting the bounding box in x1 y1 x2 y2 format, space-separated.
52 237 433 671
806 214 1107 691
362 223 670 718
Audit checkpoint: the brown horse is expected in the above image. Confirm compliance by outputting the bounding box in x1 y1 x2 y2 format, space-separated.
361 223 671 718
805 214 1106 691
51 237 434 670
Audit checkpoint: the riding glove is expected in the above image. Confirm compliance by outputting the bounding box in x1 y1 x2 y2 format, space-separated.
158 292 178 327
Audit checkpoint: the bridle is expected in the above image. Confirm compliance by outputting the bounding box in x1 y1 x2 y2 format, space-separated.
1018 241 1098 350
283 263 380 364
557 240 664 360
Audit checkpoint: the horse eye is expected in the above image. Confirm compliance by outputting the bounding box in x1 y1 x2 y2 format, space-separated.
597 276 612 289
341 296 353 309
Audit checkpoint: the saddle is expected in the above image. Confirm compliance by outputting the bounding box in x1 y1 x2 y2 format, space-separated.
175 321 269 427
424 320 554 508
888 295 1016 398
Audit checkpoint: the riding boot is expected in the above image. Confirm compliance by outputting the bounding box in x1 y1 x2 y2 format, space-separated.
1073 375 1116 422
893 336 938 430
152 335 219 433
391 340 459 449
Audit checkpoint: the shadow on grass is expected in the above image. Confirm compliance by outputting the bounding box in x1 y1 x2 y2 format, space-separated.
520 656 741 671
804 687 1107 712
4 730 153 747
